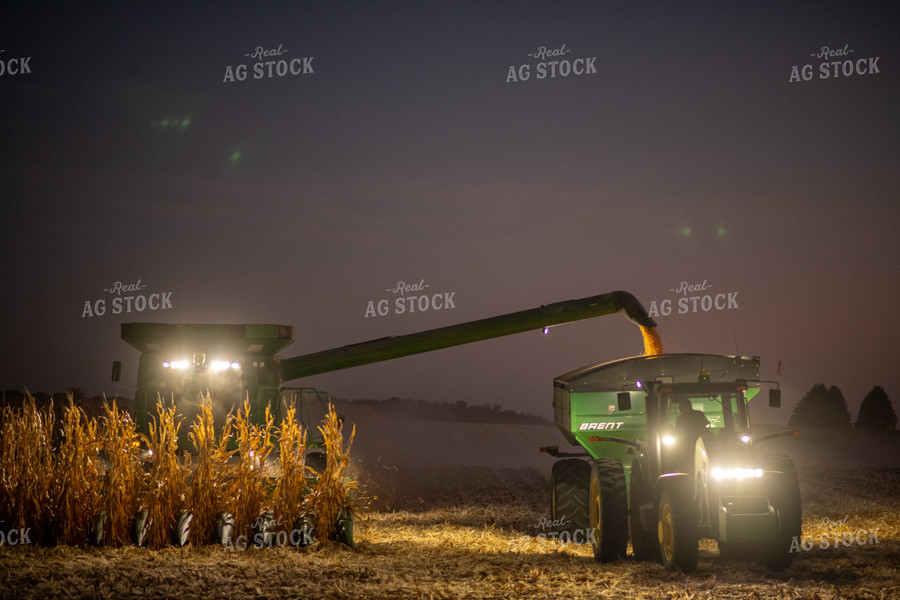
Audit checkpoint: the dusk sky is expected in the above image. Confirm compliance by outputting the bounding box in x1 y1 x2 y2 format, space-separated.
2 1 898 424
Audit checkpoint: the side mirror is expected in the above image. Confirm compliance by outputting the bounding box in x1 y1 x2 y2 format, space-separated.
617 392 632 412
111 360 122 383
769 389 781 408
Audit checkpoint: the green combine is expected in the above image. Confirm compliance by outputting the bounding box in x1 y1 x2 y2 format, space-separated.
113 291 656 545
114 291 656 441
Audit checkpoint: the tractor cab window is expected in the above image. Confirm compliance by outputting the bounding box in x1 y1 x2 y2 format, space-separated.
666 395 711 439
717 391 751 438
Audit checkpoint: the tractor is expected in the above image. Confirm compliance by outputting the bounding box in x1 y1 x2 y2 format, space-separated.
544 353 801 571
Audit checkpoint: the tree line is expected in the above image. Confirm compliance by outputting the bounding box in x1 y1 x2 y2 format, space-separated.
787 384 896 431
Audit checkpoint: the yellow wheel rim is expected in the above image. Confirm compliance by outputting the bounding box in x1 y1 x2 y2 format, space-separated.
590 479 601 552
658 502 674 562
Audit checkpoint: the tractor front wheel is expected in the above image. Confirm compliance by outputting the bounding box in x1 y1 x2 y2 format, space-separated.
657 485 698 572
629 461 659 561
762 454 801 569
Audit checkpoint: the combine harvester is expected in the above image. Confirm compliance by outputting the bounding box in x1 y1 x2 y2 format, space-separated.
115 291 657 442
115 290 656 545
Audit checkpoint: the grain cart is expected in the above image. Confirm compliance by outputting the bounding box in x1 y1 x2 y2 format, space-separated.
544 353 800 571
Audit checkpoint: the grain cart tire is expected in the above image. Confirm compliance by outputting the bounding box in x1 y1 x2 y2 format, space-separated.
629 461 660 561
550 458 591 538
657 485 699 572
761 454 801 569
589 458 628 562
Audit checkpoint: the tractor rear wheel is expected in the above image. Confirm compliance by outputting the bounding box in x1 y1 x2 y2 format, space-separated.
657 485 698 572
762 454 801 569
550 458 590 538
589 458 628 562
629 461 659 561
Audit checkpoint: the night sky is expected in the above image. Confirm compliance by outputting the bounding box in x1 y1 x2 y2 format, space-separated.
2 1 898 424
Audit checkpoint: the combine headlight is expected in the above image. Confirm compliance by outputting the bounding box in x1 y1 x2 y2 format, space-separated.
164 360 190 370
711 467 763 480
739 434 751 444
210 360 241 371
661 435 676 446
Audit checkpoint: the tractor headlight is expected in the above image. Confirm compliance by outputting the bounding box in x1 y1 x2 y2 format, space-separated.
661 434 676 446
711 467 763 480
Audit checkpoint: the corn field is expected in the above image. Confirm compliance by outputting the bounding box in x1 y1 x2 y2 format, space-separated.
0 392 361 549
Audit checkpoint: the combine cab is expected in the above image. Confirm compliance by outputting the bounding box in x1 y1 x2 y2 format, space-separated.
118 322 295 442
545 353 800 571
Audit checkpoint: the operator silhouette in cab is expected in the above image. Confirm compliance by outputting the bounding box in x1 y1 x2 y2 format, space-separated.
675 398 710 440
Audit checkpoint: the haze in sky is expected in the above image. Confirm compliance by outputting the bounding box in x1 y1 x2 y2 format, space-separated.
2 1 898 424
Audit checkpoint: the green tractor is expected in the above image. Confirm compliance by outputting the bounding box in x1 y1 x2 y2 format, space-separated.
544 353 800 571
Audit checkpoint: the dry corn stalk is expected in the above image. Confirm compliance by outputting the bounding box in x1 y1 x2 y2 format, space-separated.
97 398 144 546
139 397 189 549
0 393 56 542
52 395 103 545
272 400 308 534
187 392 235 545
310 404 360 542
228 397 276 540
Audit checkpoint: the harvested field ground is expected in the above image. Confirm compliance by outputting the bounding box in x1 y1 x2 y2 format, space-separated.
1 466 898 599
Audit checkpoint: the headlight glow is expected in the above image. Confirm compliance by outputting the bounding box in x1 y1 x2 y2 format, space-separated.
740 434 751 444
211 360 241 371
711 467 763 480
661 435 675 446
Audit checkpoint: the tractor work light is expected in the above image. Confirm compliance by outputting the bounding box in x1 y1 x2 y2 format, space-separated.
711 467 763 480
662 435 676 446
739 434 751 444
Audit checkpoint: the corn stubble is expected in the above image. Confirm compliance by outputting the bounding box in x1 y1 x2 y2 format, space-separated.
0 393 361 549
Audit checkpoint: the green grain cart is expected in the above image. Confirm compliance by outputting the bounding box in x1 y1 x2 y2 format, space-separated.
544 353 800 571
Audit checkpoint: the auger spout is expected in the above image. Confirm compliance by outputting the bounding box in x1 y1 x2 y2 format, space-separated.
280 290 656 381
